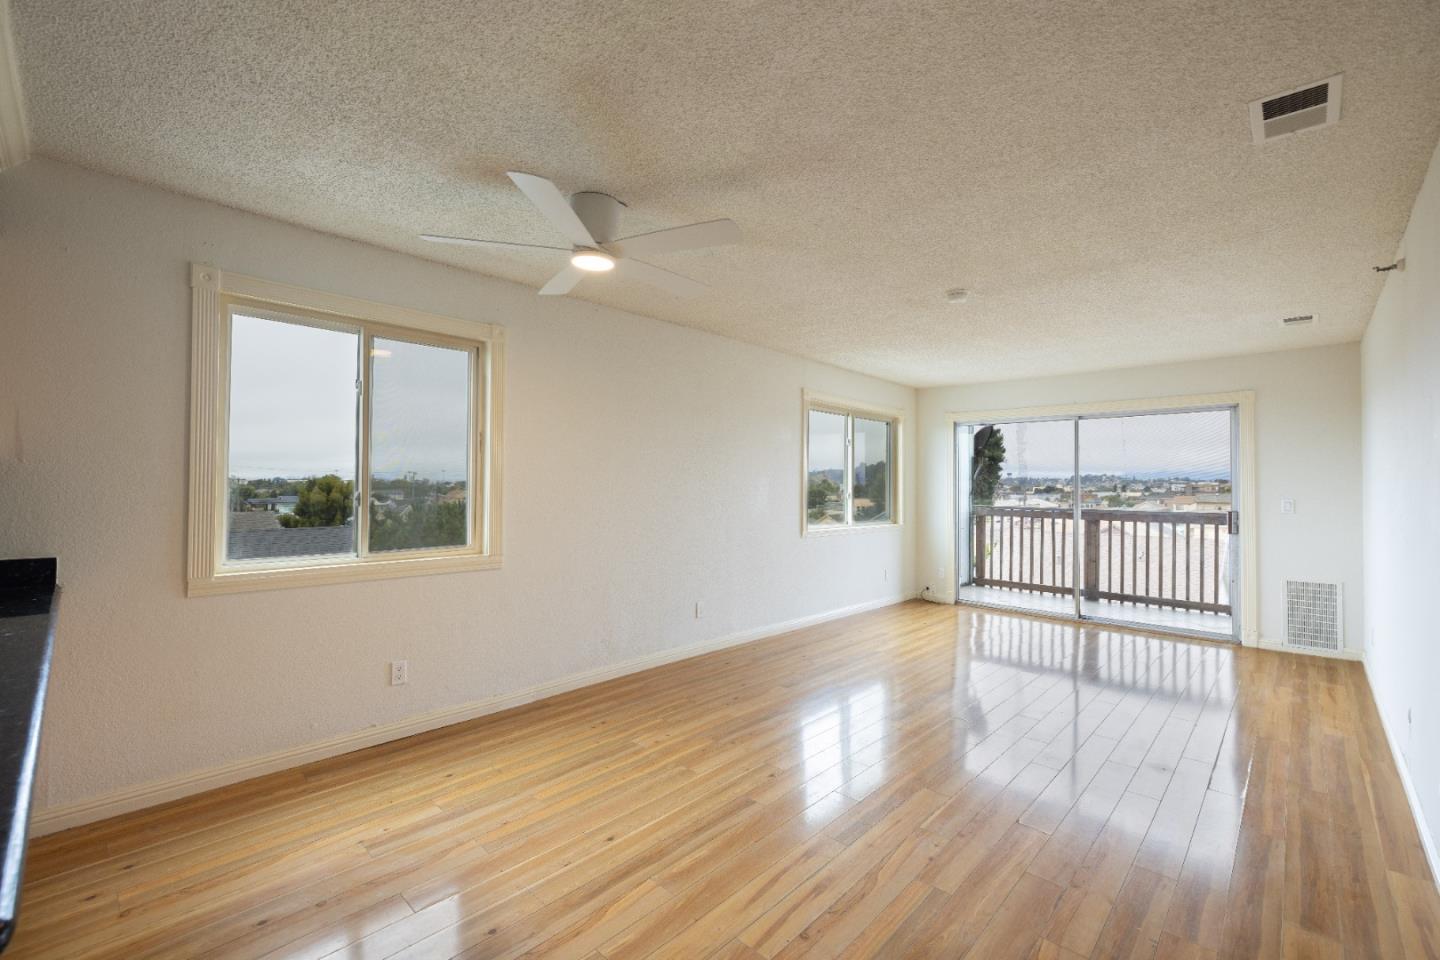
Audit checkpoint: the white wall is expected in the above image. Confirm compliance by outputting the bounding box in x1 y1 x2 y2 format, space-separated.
0 158 916 824
916 344 1364 650
1361 137 1440 864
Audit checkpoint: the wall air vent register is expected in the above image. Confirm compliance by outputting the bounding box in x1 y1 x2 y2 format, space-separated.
1284 580 1342 652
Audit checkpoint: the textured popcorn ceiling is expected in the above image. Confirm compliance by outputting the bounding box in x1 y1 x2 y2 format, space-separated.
11 0 1440 386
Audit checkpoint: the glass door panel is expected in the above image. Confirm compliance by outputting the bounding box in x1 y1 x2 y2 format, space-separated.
1076 409 1235 639
957 417 1079 620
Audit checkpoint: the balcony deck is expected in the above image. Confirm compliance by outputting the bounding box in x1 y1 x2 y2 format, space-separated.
955 582 1235 639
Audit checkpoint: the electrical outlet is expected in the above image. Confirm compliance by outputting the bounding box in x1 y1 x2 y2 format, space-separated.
390 660 408 686
694 601 705 619
1280 497 1296 515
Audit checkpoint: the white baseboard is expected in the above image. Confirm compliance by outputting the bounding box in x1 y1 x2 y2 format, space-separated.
1257 638 1364 661
1363 658 1440 891
30 593 913 836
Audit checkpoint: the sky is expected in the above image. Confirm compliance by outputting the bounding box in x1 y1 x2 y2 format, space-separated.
975 409 1232 480
228 312 469 481
808 410 891 475
809 410 846 474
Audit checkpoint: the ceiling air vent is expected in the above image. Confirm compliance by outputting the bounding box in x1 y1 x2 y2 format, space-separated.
1279 314 1316 328
1250 75 1342 144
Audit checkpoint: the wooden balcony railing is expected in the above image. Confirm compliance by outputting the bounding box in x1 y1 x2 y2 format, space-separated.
972 506 1233 615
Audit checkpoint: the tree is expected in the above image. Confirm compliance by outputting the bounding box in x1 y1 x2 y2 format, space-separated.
278 475 354 528
230 480 258 510
807 476 840 522
853 460 889 521
369 499 467 550
971 426 1006 504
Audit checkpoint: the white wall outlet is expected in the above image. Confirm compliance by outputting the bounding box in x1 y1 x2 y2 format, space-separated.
694 601 705 619
1280 497 1296 514
390 660 408 686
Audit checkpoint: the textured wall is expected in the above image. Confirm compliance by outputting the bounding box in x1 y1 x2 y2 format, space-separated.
1361 137 1440 862
0 159 916 816
915 343 1365 651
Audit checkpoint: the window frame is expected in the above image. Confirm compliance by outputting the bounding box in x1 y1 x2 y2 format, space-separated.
801 390 903 536
187 264 504 595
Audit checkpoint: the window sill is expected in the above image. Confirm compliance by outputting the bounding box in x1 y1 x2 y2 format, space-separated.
803 522 903 538
188 552 502 596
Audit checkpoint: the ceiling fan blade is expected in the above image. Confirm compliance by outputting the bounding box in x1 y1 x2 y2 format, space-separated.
507 172 596 248
538 264 586 296
614 258 707 298
606 219 741 260
420 234 569 251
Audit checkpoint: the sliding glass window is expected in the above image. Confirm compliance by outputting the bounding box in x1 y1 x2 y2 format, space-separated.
188 264 503 597
803 395 900 533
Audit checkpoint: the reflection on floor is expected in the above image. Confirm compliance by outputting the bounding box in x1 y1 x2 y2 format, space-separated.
13 601 1437 959
956 582 1235 639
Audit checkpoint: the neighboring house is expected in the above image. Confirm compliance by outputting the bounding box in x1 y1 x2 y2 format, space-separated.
229 512 282 533
1162 494 1232 513
371 498 413 519
243 495 300 514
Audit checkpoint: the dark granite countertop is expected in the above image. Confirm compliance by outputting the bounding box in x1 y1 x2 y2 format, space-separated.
0 559 58 954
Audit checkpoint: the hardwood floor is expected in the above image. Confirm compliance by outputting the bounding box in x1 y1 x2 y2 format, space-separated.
12 601 1440 959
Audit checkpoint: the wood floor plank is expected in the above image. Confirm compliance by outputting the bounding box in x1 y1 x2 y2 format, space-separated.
7 602 1436 960
960 870 1065 959
1161 787 1242 952
1090 865 1177 960
1389 868 1440 959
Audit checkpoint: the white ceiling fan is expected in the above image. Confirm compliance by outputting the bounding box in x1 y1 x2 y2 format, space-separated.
421 172 740 297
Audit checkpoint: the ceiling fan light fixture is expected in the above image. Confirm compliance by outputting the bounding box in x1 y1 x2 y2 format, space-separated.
423 173 738 297
570 250 615 272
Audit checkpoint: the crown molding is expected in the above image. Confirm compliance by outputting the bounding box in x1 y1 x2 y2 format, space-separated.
0 0 30 172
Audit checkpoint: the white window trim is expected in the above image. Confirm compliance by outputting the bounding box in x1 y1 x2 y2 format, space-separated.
187 263 505 596
801 389 904 536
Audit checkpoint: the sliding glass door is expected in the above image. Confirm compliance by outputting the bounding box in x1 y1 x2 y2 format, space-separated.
956 406 1238 641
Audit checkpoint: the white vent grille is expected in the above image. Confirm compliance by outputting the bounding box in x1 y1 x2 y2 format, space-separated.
1251 75 1343 144
1285 580 1342 651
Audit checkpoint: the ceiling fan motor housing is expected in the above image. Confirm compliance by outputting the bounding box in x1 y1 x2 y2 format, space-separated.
568 191 624 245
